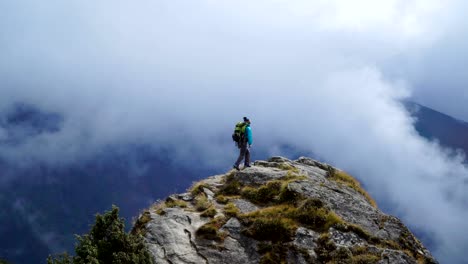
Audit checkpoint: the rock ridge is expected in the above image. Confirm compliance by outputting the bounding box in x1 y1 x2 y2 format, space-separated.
133 156 437 264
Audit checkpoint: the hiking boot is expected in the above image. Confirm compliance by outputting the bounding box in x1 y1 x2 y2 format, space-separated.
233 165 240 171
244 164 251 168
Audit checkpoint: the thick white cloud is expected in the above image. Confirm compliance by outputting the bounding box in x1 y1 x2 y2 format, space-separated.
1 0 468 262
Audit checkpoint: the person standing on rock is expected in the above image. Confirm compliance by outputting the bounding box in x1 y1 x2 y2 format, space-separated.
233 117 253 171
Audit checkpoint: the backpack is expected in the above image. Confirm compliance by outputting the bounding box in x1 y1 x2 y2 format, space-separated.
232 122 247 143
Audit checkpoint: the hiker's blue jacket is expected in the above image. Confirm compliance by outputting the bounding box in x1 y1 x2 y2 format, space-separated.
245 125 253 145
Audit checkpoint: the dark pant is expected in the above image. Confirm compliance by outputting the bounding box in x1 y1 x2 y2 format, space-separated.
235 143 250 167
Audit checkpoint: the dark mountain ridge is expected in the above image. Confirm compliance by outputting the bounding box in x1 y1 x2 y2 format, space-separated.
405 101 468 160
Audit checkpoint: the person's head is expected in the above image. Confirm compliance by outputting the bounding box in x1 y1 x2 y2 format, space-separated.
243 117 251 124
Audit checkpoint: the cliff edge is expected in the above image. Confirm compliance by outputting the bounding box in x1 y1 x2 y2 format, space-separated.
132 157 437 264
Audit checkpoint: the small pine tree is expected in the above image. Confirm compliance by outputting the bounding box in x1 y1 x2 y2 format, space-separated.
0 259 11 264
47 253 73 264
48 205 154 264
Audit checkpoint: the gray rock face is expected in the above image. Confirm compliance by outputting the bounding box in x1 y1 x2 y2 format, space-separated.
144 209 207 264
136 157 437 264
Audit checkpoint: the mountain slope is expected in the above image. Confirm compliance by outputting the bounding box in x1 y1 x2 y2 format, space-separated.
406 101 468 159
0 101 458 263
134 157 437 264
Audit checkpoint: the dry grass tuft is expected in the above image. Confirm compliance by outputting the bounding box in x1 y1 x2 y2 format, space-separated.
194 194 211 212
329 170 377 208
196 216 228 241
224 203 240 217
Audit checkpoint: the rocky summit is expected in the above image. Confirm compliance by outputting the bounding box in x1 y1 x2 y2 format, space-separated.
132 157 437 264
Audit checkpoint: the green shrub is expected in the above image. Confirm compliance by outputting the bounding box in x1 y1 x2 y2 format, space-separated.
201 206 217 218
257 242 273 254
255 181 282 202
351 246 369 255
196 224 218 240
351 225 372 241
47 253 73 264
259 252 277 264
292 199 344 232
315 234 336 262
333 247 352 260
242 205 297 220
380 239 400 250
240 175 306 206
47 206 153 264
277 183 303 204
165 199 188 208
224 203 240 217
190 182 211 196
132 211 152 235
155 208 165 215
241 186 258 202
217 174 242 195
352 254 381 264
241 180 303 205
215 195 229 204
195 194 211 212
280 172 307 181
278 163 299 174
245 217 296 242
196 217 227 241
258 242 290 264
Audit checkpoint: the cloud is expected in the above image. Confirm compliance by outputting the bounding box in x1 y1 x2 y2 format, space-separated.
1 0 468 262
382 0 468 121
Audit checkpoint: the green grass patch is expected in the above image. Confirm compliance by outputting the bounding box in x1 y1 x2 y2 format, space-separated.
215 194 230 204
131 210 152 235
240 199 346 242
351 254 381 263
351 246 370 256
165 199 188 208
196 216 228 241
242 204 297 220
150 202 167 215
190 182 211 196
217 173 242 196
315 234 337 262
380 239 401 250
315 239 383 263
293 198 344 232
240 179 303 205
257 243 289 264
201 206 217 218
244 217 297 242
155 209 165 215
277 183 303 204
278 163 300 173
349 246 383 263
345 224 372 241
397 230 434 263
280 172 308 181
259 252 278 264
329 170 377 208
257 242 273 255
241 205 298 242
241 181 282 204
224 203 240 217
194 194 212 211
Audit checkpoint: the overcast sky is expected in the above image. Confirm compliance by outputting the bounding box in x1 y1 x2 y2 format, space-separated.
1 0 468 262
